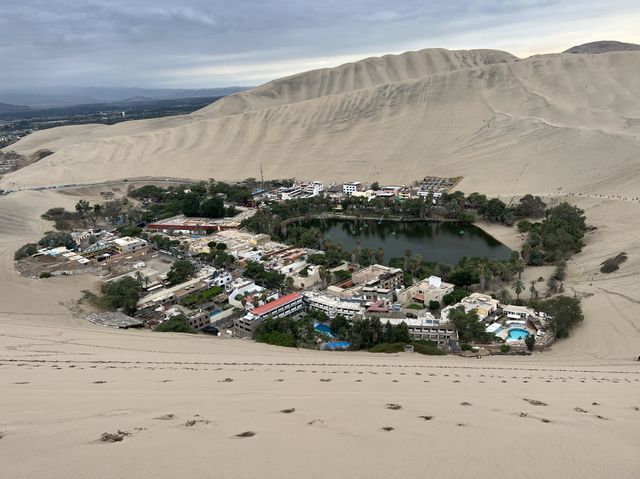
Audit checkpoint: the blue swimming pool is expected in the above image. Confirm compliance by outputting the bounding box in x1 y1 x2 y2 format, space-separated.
324 341 351 350
314 323 335 338
506 328 529 341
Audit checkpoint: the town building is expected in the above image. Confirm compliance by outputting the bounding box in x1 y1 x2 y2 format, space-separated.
303 291 365 319
440 292 500 323
280 185 304 200
234 292 304 337
113 236 148 255
343 181 363 195
397 276 455 306
226 279 264 307
303 181 324 197
378 315 458 349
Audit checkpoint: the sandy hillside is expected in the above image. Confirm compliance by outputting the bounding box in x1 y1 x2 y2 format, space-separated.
1 43 639 478
2 47 639 195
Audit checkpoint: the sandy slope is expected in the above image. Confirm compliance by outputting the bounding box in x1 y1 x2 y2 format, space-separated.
1 45 640 478
1 321 639 479
2 50 639 196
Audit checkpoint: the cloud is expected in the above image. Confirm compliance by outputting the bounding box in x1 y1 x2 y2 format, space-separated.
0 0 638 88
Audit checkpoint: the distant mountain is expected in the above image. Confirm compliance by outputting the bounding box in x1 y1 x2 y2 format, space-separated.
0 102 30 113
0 86 251 109
564 40 640 54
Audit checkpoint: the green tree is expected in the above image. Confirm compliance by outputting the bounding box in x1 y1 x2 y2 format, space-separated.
200 197 226 218
535 296 584 339
512 278 525 302
100 277 140 314
167 260 195 285
524 334 536 351
181 193 201 217
497 288 512 305
448 307 492 342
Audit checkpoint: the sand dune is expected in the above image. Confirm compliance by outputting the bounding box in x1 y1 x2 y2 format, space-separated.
2 49 639 197
1 45 639 478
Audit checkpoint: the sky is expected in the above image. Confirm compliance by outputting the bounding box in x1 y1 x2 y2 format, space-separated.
1 0 640 89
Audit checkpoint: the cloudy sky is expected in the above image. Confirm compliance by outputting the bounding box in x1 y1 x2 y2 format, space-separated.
1 0 639 88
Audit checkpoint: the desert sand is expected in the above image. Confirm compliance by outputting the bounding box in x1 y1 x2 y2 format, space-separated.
1 44 639 478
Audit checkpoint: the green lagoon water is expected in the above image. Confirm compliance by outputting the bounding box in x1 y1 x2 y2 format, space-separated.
301 218 512 265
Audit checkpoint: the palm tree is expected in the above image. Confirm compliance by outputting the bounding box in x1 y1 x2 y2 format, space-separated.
478 263 486 292
285 276 294 291
497 288 512 305
318 266 329 289
512 278 525 302
374 248 385 265
529 280 538 301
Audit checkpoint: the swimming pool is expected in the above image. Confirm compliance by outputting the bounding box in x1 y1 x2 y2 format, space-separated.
314 323 335 338
324 341 351 350
506 328 529 342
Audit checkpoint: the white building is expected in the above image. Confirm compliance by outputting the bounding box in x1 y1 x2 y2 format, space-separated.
303 292 365 319
226 279 264 307
378 315 458 349
280 185 304 200
304 181 324 197
502 305 535 320
440 292 499 323
206 271 233 288
234 293 305 337
113 236 148 255
397 275 455 306
343 182 363 195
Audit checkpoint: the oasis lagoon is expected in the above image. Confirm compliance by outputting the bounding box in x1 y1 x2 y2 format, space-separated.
301 218 512 265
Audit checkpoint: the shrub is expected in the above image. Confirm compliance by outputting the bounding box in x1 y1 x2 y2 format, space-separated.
599 253 627 273
155 315 197 334
500 344 511 353
38 232 76 249
517 220 533 233
369 343 405 353
413 341 446 356
461 343 474 351
15 243 38 260
39 272 52 279
428 300 440 310
443 287 469 306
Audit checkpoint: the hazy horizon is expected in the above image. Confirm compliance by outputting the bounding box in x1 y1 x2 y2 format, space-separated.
1 1 639 89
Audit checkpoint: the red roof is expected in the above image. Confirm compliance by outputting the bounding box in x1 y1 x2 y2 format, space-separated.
251 292 302 316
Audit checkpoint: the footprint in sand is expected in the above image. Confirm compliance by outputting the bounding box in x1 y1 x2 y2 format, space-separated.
93 381 107 384
235 431 256 438
381 427 395 432
307 419 326 426
386 403 402 410
574 407 588 413
460 402 472 407
279 408 296 414
185 417 210 427
320 378 332 382
154 414 175 420
523 398 547 406
13 381 29 385
100 430 131 442
418 416 433 421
